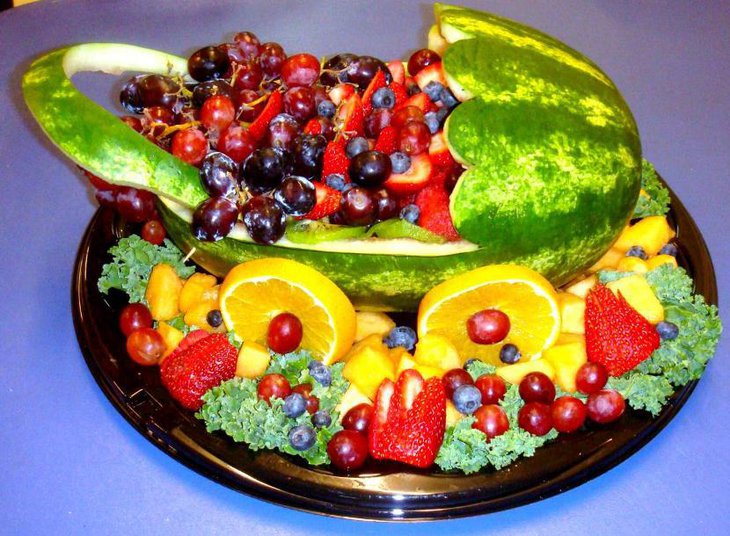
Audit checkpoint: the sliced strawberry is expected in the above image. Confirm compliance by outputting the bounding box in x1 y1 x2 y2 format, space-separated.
336 93 365 138
247 90 283 142
414 62 447 90
302 182 342 220
383 153 433 194
303 118 323 135
160 333 237 410
159 329 210 365
397 92 437 114
416 184 460 241
585 284 661 376
374 125 398 154
369 378 396 460
386 60 406 85
389 82 409 109
428 130 456 168
328 83 356 106
321 139 350 180
362 70 387 115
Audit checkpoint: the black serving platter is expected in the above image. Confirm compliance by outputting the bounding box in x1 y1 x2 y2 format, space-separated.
72 186 717 521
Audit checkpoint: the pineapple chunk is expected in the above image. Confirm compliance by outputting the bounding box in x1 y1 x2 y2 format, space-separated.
335 384 372 416
396 352 418 375
445 400 463 427
156 321 184 361
343 345 396 400
606 274 664 323
616 256 649 274
557 292 585 335
355 312 396 342
613 216 676 256
235 341 271 379
497 359 555 386
543 340 587 393
413 333 461 370
343 333 385 361
145 264 183 321
178 273 217 313
184 300 225 333
564 275 597 298
647 254 678 270
587 247 624 273
556 333 585 345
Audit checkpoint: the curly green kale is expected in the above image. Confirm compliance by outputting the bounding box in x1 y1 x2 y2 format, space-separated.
633 159 671 218
97 235 195 303
196 351 348 465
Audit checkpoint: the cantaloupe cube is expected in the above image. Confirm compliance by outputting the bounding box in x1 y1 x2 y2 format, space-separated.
564 275 598 298
496 359 555 386
543 340 587 393
557 293 585 335
335 384 372 416
647 254 678 270
613 216 676 256
184 300 224 333
588 247 624 273
145 263 183 321
342 345 396 400
616 256 649 274
156 321 184 361
235 341 271 379
354 312 396 342
445 400 463 427
606 274 664 323
178 273 217 313
414 333 461 370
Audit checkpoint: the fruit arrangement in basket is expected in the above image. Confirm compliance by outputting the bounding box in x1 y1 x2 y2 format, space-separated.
23 3 720 473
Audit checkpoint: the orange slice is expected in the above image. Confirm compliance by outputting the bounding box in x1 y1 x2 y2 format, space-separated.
219 258 357 364
417 264 560 366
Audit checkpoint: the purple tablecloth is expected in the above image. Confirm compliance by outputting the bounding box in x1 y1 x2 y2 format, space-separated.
1 1 727 534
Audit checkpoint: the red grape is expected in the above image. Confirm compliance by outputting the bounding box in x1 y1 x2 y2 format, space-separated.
364 108 392 138
235 89 265 122
141 220 166 245
342 403 373 434
217 123 255 163
292 383 313 397
474 374 507 405
551 396 587 433
283 86 316 123
120 115 143 133
466 309 510 345
407 48 441 76
257 373 292 404
267 312 304 354
232 60 263 90
119 303 153 336
442 369 474 400
518 372 556 404
233 31 261 59
171 128 208 166
126 327 165 365
518 402 553 436
586 390 625 424
397 121 431 155
115 187 158 222
340 186 376 225
391 105 424 129
281 53 320 87
472 404 510 440
200 95 236 132
327 430 368 472
259 42 287 78
575 362 609 395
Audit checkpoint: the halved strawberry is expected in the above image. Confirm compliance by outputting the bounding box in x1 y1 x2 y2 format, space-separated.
302 182 342 220
396 92 437 113
321 139 350 180
414 62 447 90
428 130 456 168
389 82 409 109
336 93 365 138
159 329 210 365
383 153 433 194
362 70 387 115
247 90 283 142
374 125 398 154
303 118 323 135
386 60 406 85
328 83 356 106
416 184 460 241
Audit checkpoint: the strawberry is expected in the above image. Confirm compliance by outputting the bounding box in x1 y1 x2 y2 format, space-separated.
160 333 237 410
374 125 398 154
321 139 350 180
428 130 456 168
302 182 342 220
368 369 446 469
386 60 406 85
413 61 446 90
303 118 323 135
397 92 437 113
328 83 356 106
383 152 433 194
247 90 283 142
584 284 661 376
389 82 409 109
416 184 460 241
336 93 365 138
361 70 387 115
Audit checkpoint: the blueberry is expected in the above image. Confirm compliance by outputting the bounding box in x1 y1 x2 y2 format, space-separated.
656 321 679 340
399 204 420 224
346 136 370 159
317 100 336 118
463 358 479 369
436 106 450 126
626 246 648 260
312 410 332 428
423 81 444 102
308 360 332 387
452 384 482 415
407 81 421 96
659 243 679 257
499 343 521 364
288 424 316 451
440 88 459 109
390 151 411 174
371 87 396 109
283 393 307 418
206 309 223 328
325 173 347 191
383 326 417 352
424 111 440 134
